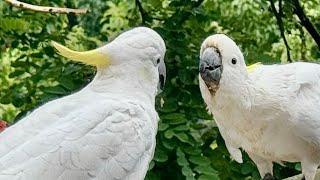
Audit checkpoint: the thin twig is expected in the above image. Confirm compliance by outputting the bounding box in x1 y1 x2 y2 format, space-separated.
4 0 87 14
298 25 307 60
291 0 320 50
269 0 292 62
135 0 147 25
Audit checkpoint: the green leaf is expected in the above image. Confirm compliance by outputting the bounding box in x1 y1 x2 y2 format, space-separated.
182 166 194 177
153 149 168 163
176 148 189 167
176 148 184 157
0 93 11 104
9 70 25 78
164 129 174 139
295 163 301 171
160 100 178 112
167 117 187 125
183 147 202 155
59 78 75 91
186 176 196 180
161 113 185 120
148 161 155 170
162 139 176 150
173 125 189 131
158 122 169 131
43 86 67 95
198 174 220 180
0 17 30 32
174 132 190 143
189 156 211 165
177 155 189 167
11 60 27 68
194 166 218 175
209 140 218 150
147 0 162 7
240 163 255 175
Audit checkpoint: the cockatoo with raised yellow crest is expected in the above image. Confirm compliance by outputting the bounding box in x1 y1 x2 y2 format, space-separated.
199 34 320 180
0 27 166 180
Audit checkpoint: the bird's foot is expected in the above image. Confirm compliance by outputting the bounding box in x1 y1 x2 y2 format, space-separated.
262 173 276 180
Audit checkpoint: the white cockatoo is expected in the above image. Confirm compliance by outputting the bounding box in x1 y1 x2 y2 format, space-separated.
0 27 166 180
198 34 320 180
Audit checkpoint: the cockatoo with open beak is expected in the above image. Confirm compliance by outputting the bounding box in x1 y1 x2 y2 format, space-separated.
199 34 320 180
0 27 166 180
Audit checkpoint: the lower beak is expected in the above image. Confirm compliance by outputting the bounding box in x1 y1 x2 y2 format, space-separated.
159 74 165 90
199 47 222 84
158 60 166 91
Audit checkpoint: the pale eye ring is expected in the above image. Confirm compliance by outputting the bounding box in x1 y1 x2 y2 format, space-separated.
231 58 237 65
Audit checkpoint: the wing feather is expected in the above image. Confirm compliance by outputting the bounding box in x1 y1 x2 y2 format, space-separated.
0 99 156 180
251 62 320 147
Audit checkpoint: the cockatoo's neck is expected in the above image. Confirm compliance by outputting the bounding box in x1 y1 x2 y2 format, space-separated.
86 61 158 106
213 70 255 111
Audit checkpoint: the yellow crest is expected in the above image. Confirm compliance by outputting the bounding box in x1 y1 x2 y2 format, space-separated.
52 41 110 67
246 62 262 73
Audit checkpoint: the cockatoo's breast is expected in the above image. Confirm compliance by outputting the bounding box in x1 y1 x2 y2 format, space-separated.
212 80 317 163
213 97 312 162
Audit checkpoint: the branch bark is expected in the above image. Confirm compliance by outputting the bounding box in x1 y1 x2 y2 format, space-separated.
135 0 148 25
4 0 87 14
291 0 320 50
269 0 292 62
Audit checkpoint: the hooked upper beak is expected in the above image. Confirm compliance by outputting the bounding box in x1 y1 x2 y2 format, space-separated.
158 60 166 91
199 47 222 85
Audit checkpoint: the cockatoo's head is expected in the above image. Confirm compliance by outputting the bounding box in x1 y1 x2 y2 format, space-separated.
199 34 246 94
52 27 166 90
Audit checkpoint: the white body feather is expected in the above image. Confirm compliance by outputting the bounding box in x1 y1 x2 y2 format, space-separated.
200 62 320 179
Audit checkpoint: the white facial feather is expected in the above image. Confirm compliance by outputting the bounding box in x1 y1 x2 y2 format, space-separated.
200 34 252 109
99 27 166 66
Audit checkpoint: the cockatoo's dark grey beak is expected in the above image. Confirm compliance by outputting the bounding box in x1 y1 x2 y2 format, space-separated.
199 47 223 85
158 60 166 91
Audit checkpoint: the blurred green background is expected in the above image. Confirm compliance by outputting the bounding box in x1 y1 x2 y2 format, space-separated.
0 0 319 179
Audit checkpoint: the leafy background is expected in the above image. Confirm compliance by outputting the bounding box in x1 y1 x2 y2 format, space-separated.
1 0 320 179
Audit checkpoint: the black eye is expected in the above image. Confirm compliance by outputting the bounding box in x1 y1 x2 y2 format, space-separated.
231 58 237 64
157 58 160 64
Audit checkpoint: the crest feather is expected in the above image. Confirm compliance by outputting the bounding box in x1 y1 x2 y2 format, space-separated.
52 41 110 67
247 62 262 73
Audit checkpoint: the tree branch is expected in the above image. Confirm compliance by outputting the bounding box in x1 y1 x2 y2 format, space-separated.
291 0 320 50
135 0 147 25
4 0 87 14
298 24 307 60
269 0 292 62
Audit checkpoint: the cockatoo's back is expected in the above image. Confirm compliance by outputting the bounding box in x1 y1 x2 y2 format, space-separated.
249 62 320 90
0 27 166 180
0 93 157 180
249 62 320 147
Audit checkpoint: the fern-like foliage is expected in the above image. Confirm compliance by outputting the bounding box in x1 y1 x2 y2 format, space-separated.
0 17 30 32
